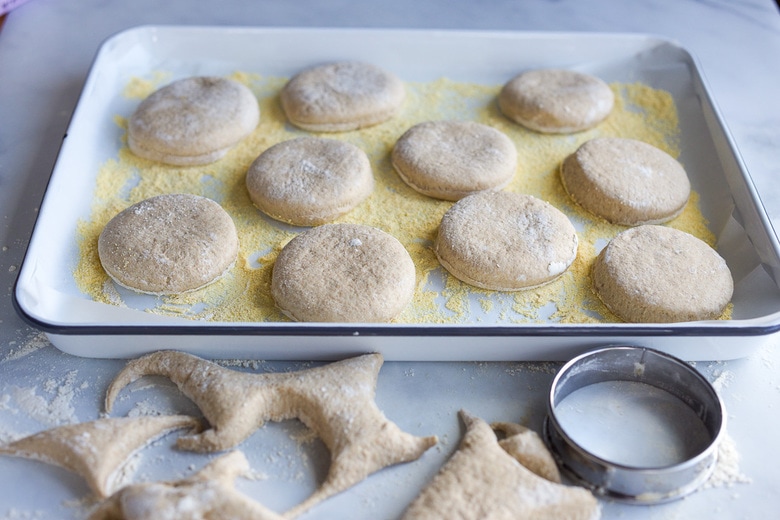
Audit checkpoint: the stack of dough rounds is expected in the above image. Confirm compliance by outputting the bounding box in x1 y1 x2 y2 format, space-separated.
434 191 579 291
271 223 416 322
245 136 374 226
498 68 614 133
127 76 260 166
592 225 733 323
98 193 239 295
560 137 691 225
391 120 517 201
280 61 405 132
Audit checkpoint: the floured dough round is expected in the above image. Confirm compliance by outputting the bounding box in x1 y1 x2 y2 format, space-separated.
98 193 239 295
592 225 733 323
271 224 416 322
128 76 260 166
245 136 374 226
391 120 517 201
434 191 579 290
561 137 691 225
280 61 405 132
498 69 614 133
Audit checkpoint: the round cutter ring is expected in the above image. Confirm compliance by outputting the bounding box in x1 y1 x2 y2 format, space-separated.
543 345 726 504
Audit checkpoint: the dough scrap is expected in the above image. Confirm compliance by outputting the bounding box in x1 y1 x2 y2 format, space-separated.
498 69 613 134
104 351 437 517
128 76 260 166
0 415 200 498
88 451 283 520
591 225 733 323
391 120 517 201
98 193 239 295
245 136 374 226
434 191 579 290
271 223 416 322
402 411 600 520
492 421 561 484
560 137 690 225
281 61 405 132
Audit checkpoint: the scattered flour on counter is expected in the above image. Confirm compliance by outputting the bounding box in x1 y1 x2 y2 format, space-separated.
711 370 735 392
1 332 49 363
244 467 270 482
6 370 82 427
504 362 561 377
216 358 267 371
703 433 751 489
0 394 22 444
125 399 170 418
288 424 317 445
0 509 46 520
760 343 775 371
0 393 10 412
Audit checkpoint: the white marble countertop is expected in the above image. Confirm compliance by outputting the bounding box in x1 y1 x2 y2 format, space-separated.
1 0 780 518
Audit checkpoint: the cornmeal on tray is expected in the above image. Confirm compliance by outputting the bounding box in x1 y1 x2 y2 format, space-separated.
74 63 730 324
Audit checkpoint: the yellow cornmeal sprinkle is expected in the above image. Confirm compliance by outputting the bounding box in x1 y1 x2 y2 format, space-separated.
73 72 728 324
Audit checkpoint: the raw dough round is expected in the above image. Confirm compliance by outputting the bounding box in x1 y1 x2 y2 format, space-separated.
271 224 416 322
245 136 374 226
498 69 614 133
434 191 579 291
127 76 260 166
560 137 690 225
592 225 733 323
280 61 405 132
98 193 239 295
391 120 517 201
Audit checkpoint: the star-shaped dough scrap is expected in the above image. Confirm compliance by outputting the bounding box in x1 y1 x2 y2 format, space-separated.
89 450 282 520
0 415 200 498
402 410 600 520
104 351 438 517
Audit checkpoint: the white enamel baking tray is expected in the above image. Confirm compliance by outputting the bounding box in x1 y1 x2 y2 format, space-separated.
13 26 780 361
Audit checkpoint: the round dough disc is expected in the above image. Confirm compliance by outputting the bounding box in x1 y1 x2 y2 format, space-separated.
128 76 260 166
592 225 733 323
434 191 579 291
391 120 518 201
280 61 405 132
498 69 614 133
245 136 374 226
98 193 239 295
271 224 416 322
560 137 691 225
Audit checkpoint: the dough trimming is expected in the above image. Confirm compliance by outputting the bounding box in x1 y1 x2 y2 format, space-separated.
402 411 600 520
